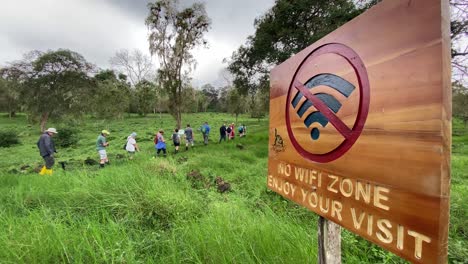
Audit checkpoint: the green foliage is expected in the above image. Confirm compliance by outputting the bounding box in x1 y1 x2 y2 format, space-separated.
453 82 468 127
135 80 157 116
146 0 211 127
0 113 466 263
0 78 20 118
250 87 269 119
201 83 219 111
0 49 94 130
227 88 247 122
92 70 131 119
54 127 79 148
251 0 362 64
181 86 201 113
227 0 365 117
0 130 20 148
449 118 468 263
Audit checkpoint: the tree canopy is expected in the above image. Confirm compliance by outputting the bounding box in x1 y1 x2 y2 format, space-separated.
1 49 94 131
227 0 366 116
145 0 211 128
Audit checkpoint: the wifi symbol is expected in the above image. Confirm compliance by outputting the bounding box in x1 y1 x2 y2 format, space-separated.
291 73 355 140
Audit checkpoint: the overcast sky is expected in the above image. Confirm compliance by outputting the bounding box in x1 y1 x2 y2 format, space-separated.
0 0 275 87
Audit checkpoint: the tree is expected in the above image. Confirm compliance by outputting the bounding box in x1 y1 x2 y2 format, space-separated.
227 0 363 116
110 49 156 86
227 88 247 123
196 90 210 112
0 77 20 118
450 0 468 84
217 85 230 113
92 70 131 119
135 80 157 116
1 49 94 131
146 0 211 128
453 82 468 127
180 86 198 113
201 83 219 111
358 0 468 84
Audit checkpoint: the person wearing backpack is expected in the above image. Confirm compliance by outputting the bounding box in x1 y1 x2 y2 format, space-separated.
154 130 166 157
125 132 140 159
201 122 210 145
238 124 246 137
228 123 235 140
219 123 227 143
184 124 194 151
226 124 232 141
172 128 181 154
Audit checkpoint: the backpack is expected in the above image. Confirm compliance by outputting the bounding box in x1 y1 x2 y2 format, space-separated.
154 135 158 144
123 137 130 150
238 126 243 133
227 127 232 133
173 133 180 143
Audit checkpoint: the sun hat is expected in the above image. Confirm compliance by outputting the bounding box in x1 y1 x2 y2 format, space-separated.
102 130 110 135
130 132 137 137
45 128 58 134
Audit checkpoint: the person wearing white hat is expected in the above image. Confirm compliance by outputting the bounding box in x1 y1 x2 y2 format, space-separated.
125 132 140 159
96 130 110 168
37 128 58 175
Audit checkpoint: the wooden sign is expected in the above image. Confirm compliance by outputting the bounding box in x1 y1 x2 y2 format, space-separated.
267 0 451 263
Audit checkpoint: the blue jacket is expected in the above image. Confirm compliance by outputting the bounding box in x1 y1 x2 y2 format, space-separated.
155 133 166 149
202 124 211 134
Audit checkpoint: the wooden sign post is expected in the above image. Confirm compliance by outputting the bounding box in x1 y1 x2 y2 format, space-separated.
267 0 451 263
318 217 341 264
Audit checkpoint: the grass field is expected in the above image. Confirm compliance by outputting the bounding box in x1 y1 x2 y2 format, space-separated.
0 113 466 263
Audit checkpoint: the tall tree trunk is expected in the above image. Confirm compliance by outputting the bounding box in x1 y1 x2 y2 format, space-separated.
40 112 49 132
176 106 181 129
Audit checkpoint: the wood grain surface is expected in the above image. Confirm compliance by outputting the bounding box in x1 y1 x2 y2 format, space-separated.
267 0 451 263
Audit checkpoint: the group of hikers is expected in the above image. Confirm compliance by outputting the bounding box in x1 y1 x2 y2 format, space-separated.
36 122 246 175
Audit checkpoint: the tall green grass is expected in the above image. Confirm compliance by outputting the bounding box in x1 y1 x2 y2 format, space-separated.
0 113 466 263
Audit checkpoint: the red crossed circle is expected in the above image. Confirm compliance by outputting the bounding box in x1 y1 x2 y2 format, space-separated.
285 43 370 163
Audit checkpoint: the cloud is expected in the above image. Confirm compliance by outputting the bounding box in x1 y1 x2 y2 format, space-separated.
0 0 274 86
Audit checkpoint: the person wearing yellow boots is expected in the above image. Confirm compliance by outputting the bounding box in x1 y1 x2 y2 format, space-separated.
37 128 58 175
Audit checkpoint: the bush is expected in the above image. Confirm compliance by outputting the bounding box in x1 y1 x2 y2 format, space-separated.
54 127 79 148
0 131 20 148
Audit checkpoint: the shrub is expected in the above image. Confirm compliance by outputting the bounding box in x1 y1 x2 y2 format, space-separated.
54 127 79 148
0 131 20 148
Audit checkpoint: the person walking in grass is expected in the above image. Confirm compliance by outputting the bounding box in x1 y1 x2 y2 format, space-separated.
154 129 167 157
172 128 181 154
219 123 227 143
96 130 110 168
125 132 140 159
238 124 246 137
226 124 232 141
201 122 211 145
229 123 235 140
37 128 58 175
184 124 194 151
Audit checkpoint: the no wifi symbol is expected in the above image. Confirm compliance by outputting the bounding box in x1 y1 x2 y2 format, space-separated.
291 73 355 141
285 43 370 163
